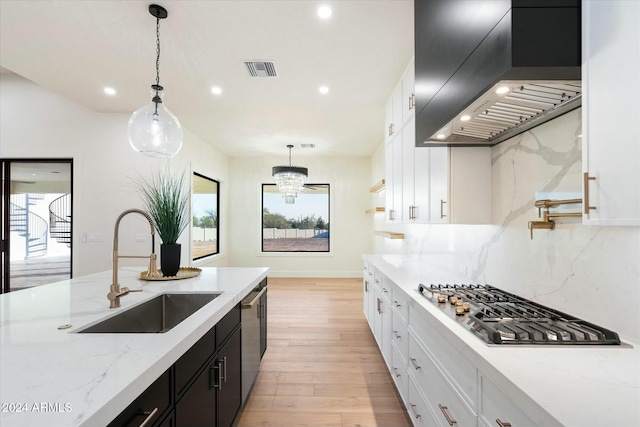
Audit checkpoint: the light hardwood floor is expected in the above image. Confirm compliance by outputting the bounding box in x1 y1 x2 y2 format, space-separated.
236 278 411 427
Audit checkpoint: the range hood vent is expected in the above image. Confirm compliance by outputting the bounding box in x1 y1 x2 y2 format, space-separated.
245 61 278 78
414 0 581 147
432 80 581 145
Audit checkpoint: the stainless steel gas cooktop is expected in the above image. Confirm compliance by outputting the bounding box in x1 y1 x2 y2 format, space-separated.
417 284 621 345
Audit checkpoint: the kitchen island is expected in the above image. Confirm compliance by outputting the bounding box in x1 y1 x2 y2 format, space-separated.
0 266 268 427
363 254 639 427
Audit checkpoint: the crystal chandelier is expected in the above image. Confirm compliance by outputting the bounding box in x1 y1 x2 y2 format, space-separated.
128 4 183 158
272 145 308 204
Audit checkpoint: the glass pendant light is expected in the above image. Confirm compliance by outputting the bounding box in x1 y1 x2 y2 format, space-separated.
272 145 308 204
128 4 183 158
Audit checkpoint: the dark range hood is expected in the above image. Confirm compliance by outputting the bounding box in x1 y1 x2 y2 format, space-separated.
414 0 581 147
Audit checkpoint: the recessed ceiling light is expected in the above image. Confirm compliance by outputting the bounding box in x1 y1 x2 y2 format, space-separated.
460 115 471 121
495 86 510 95
211 86 222 95
319 86 329 94
103 87 116 96
317 6 332 19
436 134 446 139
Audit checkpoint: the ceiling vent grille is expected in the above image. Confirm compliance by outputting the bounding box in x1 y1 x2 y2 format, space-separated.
300 144 315 148
245 61 278 77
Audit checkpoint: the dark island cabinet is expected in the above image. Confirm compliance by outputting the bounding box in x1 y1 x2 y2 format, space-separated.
109 304 243 427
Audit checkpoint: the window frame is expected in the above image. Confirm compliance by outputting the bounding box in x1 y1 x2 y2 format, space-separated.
260 183 330 254
191 172 220 261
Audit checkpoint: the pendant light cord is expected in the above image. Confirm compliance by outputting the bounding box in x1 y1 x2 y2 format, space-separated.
155 16 161 87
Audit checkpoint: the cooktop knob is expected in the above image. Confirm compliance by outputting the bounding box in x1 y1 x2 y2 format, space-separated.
455 306 465 316
449 296 458 304
437 295 446 303
463 302 471 312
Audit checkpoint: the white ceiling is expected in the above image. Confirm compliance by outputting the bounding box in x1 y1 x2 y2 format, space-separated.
0 0 414 158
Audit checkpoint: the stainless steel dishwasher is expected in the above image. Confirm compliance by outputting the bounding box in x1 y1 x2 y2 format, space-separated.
241 280 267 404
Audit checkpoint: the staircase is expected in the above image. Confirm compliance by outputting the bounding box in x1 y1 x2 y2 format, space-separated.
9 194 48 258
49 193 71 246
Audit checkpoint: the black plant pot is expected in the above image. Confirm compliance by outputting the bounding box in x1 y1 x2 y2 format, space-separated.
160 243 181 277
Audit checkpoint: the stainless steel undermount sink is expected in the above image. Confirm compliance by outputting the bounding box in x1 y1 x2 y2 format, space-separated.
78 293 220 333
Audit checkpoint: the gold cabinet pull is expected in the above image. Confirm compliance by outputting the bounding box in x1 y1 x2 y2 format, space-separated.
410 357 421 370
438 403 457 426
496 419 512 427
410 403 422 419
138 407 159 427
440 199 447 218
583 172 597 214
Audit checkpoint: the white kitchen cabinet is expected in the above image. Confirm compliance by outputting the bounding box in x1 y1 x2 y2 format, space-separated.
408 376 441 427
429 146 492 224
402 117 431 223
479 375 535 427
384 82 403 146
582 0 640 226
408 332 476 427
362 264 373 325
385 136 403 223
401 58 416 125
391 345 409 405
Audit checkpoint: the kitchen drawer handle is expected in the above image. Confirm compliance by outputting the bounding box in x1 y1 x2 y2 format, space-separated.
138 407 159 427
409 357 421 370
409 403 422 419
389 209 395 221
393 367 401 378
213 362 223 390
222 356 228 383
242 286 267 308
382 287 388 294
440 199 447 219
393 330 401 339
438 404 457 426
377 298 382 314
364 281 369 292
496 419 512 427
375 279 380 285
394 300 401 308
583 172 597 214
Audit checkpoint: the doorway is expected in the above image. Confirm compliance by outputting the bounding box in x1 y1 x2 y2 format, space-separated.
1 159 73 293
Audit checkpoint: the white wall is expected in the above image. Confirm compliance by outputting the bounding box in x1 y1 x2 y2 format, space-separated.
1 74 229 276
227 155 372 277
372 108 640 344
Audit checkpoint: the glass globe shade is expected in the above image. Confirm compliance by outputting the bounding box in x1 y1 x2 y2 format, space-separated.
128 86 183 158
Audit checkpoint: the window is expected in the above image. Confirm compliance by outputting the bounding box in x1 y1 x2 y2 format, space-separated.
262 184 329 252
192 173 219 260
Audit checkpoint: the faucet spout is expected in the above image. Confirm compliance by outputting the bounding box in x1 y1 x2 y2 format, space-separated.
109 209 160 308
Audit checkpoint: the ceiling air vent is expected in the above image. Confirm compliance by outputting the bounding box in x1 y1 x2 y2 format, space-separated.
244 61 278 77
300 144 315 149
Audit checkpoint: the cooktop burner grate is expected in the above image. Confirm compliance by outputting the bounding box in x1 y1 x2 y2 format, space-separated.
417 284 621 345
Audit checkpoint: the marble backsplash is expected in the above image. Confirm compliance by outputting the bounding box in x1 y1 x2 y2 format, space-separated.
375 108 640 344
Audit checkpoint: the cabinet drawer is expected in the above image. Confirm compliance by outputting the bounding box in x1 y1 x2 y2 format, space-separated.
408 376 440 427
479 375 535 427
108 369 171 427
391 345 409 405
409 307 477 410
392 310 408 364
216 303 240 348
408 333 476 427
391 287 409 322
380 277 392 303
174 326 216 397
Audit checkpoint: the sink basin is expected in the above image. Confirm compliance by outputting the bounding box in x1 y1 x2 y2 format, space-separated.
79 293 220 333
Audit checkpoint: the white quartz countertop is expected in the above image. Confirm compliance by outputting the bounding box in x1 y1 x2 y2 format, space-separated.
0 266 268 427
363 254 639 427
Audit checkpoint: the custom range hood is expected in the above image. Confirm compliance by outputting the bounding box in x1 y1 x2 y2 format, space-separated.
415 0 581 147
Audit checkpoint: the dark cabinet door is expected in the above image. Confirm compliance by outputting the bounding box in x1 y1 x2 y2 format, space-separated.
175 359 216 427
217 327 242 427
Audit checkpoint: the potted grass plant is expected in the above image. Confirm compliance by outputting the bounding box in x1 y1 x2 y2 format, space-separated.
135 168 190 277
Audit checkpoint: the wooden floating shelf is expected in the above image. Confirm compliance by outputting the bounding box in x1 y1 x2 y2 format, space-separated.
365 207 385 214
375 231 404 239
369 179 385 193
